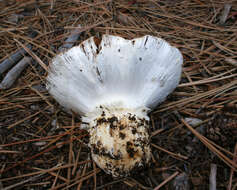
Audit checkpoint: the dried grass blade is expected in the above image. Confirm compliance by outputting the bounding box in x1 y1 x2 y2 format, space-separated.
151 143 188 160
154 171 179 190
14 39 48 72
181 119 237 170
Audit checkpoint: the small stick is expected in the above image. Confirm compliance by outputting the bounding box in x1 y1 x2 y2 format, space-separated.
151 129 164 137
14 39 48 72
51 169 60 189
151 143 188 160
219 4 232 25
0 44 32 75
58 24 82 53
181 119 237 169
227 144 237 190
212 40 235 55
209 164 217 190
148 169 159 186
92 162 97 190
2 174 44 190
96 178 126 190
0 161 90 181
0 31 37 74
178 73 237 87
0 150 21 154
0 57 32 90
67 115 75 184
154 171 179 190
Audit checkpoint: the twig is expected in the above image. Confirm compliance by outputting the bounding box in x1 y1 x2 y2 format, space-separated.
178 72 237 87
212 40 236 55
0 57 32 89
0 45 32 74
181 119 237 170
7 110 42 129
76 163 88 190
227 144 237 190
2 138 76 174
0 132 73 148
156 80 237 112
0 31 37 74
0 150 21 154
67 116 74 185
2 174 44 190
209 164 217 190
28 85 53 107
148 169 159 186
58 24 82 53
72 145 82 175
151 129 164 137
51 169 60 189
14 39 48 72
151 143 188 160
126 178 153 190
64 18 113 31
51 168 100 190
219 4 232 25
154 171 179 190
96 178 126 190
93 162 97 190
0 161 90 182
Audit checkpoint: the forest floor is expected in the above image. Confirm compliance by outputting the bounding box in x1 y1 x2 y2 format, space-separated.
0 0 237 189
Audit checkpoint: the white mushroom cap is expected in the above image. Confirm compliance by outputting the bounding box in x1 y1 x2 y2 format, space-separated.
47 35 183 115
46 35 183 177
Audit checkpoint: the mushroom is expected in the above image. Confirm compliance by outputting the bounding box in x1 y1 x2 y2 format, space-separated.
47 35 183 177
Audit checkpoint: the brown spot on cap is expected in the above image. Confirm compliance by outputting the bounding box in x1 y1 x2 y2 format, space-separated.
108 116 118 129
144 36 148 46
101 147 106 155
96 117 107 125
128 114 136 121
126 143 136 158
132 128 137 134
91 144 99 154
106 162 112 169
119 132 126 139
108 116 118 123
94 36 102 54
97 140 102 147
119 125 126 130
144 119 149 125
109 127 113 137
81 43 86 55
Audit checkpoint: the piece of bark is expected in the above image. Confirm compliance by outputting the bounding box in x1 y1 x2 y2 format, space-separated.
0 31 37 75
0 57 32 90
0 44 32 75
